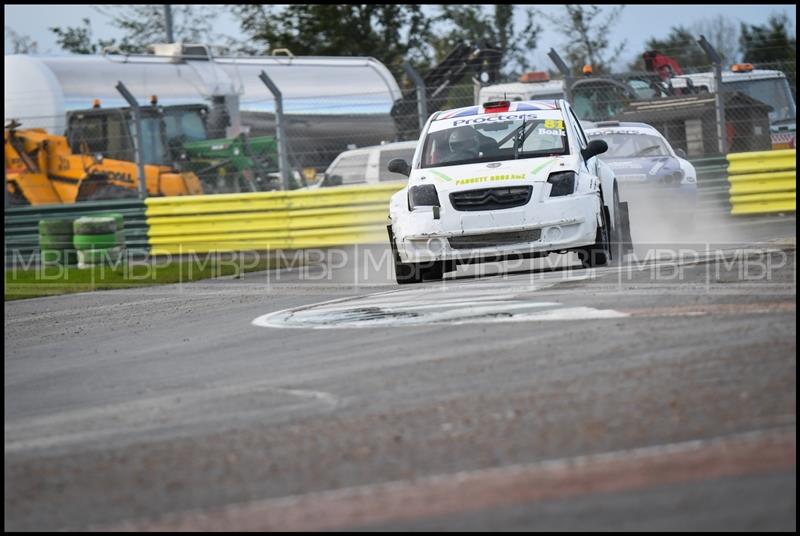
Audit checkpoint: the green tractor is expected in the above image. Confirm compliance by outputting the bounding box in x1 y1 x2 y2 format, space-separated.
161 103 282 193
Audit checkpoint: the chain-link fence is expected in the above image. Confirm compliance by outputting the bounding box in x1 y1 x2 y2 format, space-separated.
400 65 793 155
5 44 795 205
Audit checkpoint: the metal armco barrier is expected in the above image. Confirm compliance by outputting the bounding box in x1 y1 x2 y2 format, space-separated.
4 199 149 263
690 155 730 214
727 149 796 215
145 183 404 254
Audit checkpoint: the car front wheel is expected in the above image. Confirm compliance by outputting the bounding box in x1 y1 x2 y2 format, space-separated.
577 196 612 268
388 225 445 284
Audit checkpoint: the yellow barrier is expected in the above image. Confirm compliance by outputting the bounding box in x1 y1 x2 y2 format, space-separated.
145 183 404 254
727 150 796 215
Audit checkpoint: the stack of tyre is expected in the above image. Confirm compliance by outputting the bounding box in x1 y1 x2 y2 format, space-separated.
72 214 126 268
38 218 78 266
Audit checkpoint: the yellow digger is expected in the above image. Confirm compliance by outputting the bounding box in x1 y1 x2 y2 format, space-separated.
5 105 203 205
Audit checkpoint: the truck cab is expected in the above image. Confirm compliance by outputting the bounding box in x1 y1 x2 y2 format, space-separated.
66 106 170 166
672 65 796 148
478 72 567 104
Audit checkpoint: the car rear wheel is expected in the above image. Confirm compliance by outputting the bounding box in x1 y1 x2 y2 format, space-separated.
609 185 626 263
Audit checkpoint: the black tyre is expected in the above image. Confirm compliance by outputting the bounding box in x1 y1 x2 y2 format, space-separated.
618 201 634 255
389 225 423 284
387 225 447 284
396 259 446 283
609 185 625 263
578 196 612 268
422 261 445 281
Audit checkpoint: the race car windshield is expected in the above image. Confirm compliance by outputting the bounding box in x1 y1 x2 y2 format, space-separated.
588 132 671 158
421 117 569 168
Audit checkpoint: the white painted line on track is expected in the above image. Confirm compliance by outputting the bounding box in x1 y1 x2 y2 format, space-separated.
251 244 793 329
252 273 623 329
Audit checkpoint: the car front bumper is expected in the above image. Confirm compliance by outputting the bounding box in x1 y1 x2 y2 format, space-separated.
393 192 601 264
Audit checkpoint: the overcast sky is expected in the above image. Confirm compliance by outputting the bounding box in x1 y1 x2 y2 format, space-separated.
4 4 797 71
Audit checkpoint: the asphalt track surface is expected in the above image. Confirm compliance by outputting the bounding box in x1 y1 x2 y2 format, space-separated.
5 215 797 531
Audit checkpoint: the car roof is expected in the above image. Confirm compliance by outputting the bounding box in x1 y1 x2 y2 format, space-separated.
584 122 668 141
479 80 567 99
583 121 656 131
678 69 787 83
433 100 562 121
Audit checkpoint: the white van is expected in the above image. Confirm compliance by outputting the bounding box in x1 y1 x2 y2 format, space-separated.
321 141 418 187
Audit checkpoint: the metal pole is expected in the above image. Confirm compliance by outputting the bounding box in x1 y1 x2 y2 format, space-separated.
115 81 148 199
258 70 290 191
547 48 573 104
164 5 174 43
698 35 727 154
402 61 427 131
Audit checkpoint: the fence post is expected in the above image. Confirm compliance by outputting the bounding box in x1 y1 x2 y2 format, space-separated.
258 70 290 191
403 61 428 131
472 76 482 106
115 81 148 199
164 5 174 43
698 35 727 155
547 48 573 104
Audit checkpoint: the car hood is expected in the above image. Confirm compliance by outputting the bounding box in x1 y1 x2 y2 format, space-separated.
408 155 577 193
602 156 681 180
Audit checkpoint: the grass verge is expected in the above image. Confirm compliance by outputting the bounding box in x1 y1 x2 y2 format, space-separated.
5 255 288 301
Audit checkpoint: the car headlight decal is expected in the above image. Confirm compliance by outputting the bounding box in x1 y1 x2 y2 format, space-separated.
408 184 440 210
547 171 576 197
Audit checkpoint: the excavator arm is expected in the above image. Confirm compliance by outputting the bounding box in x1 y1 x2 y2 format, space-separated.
5 126 63 205
391 41 503 139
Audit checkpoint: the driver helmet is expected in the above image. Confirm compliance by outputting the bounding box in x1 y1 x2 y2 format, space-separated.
448 127 479 154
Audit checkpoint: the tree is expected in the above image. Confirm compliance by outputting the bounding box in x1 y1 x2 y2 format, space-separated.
98 5 223 50
543 5 626 75
429 5 541 78
740 13 796 63
740 13 796 93
50 18 116 55
50 5 225 55
5 27 38 54
229 5 432 73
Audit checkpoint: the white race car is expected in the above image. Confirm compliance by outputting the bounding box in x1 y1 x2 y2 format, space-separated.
387 99 632 284
582 121 698 231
